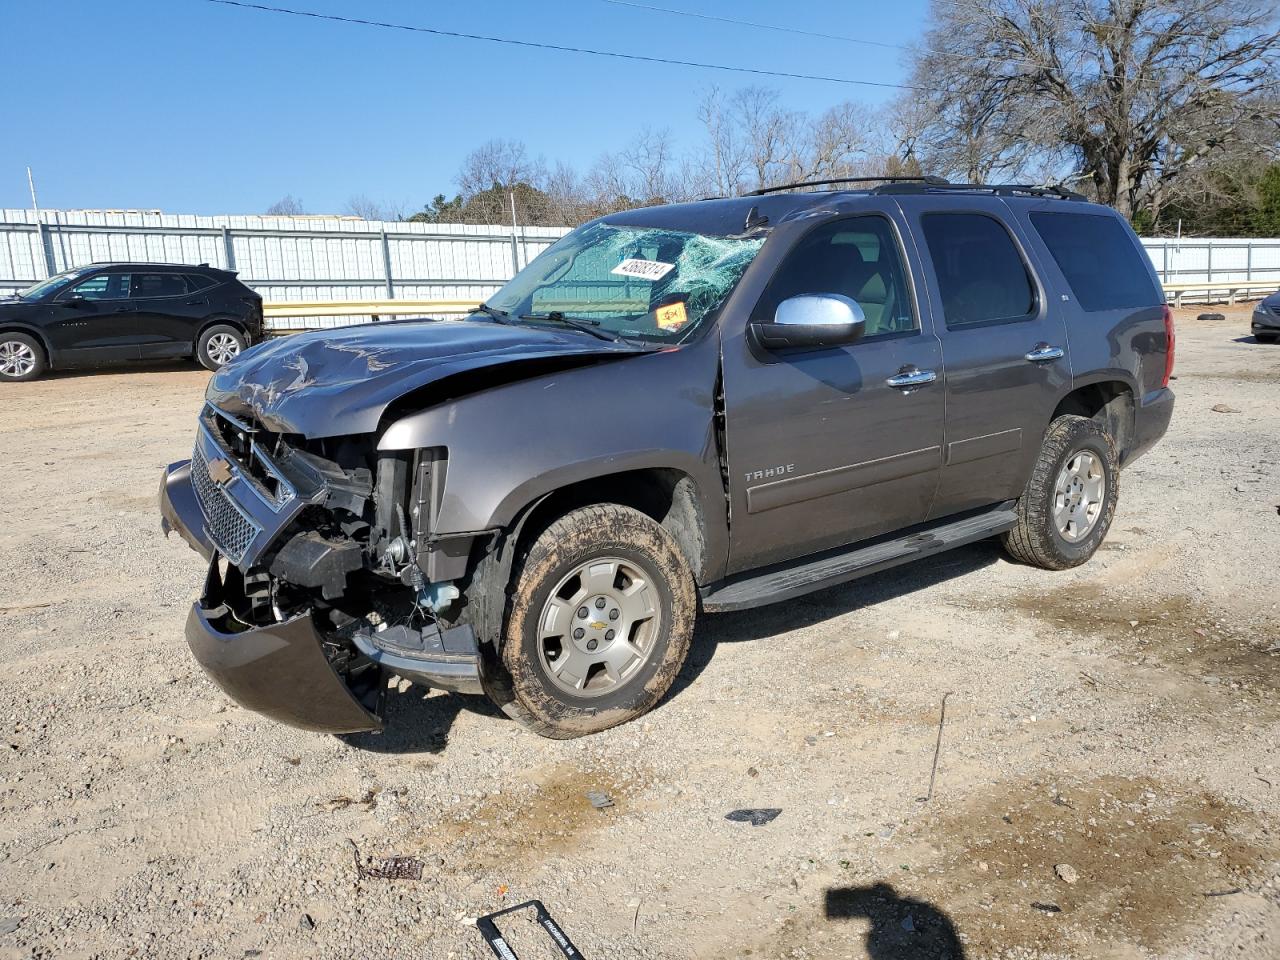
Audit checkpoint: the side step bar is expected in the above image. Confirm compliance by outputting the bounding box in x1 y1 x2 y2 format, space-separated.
700 502 1018 613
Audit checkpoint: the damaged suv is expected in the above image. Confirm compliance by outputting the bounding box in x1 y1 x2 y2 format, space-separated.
160 178 1174 739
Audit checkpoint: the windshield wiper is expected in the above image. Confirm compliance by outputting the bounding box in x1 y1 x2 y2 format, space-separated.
473 302 514 324
518 311 622 343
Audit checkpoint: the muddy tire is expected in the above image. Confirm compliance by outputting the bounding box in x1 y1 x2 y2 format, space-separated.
197 324 247 371
1003 415 1119 570
496 504 695 739
0 333 46 382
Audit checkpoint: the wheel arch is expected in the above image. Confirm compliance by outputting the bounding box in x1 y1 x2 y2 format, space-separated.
0 324 53 366
1051 376 1136 462
502 466 712 586
195 316 251 347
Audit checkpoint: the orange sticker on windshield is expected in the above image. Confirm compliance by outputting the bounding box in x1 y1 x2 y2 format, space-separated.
655 302 688 331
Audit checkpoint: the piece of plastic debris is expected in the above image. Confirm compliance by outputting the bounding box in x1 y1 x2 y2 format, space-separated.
585 790 614 810
725 808 782 826
348 839 424 881
1031 902 1063 913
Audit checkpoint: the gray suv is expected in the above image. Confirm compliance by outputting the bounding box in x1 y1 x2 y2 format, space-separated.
159 178 1174 739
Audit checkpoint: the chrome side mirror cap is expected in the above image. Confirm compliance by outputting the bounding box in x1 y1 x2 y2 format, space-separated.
751 294 866 350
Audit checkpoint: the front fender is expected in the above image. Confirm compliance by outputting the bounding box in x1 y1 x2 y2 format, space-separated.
378 336 728 572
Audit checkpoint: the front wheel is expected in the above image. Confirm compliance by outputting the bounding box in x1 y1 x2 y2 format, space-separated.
0 333 46 382
496 504 696 739
197 324 247 371
1003 414 1120 570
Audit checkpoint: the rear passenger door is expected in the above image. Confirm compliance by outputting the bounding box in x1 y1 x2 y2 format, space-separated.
900 198 1071 519
131 272 208 358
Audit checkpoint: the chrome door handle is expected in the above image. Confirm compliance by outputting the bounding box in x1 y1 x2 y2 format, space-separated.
1025 343 1065 363
886 367 938 388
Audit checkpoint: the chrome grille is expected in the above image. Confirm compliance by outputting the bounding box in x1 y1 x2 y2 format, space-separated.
191 442 261 565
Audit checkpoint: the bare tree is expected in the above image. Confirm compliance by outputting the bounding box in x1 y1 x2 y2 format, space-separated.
264 194 305 216
910 0 1280 219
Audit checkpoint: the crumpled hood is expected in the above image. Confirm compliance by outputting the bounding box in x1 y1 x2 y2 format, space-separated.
205 318 653 438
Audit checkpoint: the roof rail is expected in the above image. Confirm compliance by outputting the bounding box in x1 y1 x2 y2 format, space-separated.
869 181 1086 200
744 176 951 197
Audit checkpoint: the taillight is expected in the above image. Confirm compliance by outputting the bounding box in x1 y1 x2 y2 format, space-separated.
1161 304 1175 387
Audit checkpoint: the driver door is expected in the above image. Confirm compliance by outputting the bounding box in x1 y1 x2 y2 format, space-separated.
46 271 139 366
721 209 945 573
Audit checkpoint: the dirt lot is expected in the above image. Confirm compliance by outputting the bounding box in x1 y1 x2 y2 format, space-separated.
1 306 1278 960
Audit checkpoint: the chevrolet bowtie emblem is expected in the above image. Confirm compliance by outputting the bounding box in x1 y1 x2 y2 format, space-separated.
207 457 234 485
589 620 608 630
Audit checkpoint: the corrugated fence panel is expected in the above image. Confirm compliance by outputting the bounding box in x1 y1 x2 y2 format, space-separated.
0 209 571 325
8 209 1276 314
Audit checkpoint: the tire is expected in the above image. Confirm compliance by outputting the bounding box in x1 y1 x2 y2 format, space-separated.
1257 333 1278 344
197 324 247 371
0 333 47 382
1002 414 1120 570
495 504 696 739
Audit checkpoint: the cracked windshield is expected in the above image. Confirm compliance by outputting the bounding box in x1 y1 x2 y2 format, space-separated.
483 221 766 342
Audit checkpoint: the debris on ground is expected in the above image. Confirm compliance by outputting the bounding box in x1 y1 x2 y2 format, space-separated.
1212 403 1242 413
349 839 425 881
477 900 584 959
725 808 782 826
585 790 614 810
320 788 380 812
1198 313 1226 322
298 914 316 931
1055 862 1081 884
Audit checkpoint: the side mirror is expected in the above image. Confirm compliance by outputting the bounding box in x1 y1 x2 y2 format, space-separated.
62 294 86 306
750 294 866 350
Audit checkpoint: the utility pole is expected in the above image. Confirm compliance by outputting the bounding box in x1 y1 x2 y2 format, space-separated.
508 188 521 275
27 166 57 278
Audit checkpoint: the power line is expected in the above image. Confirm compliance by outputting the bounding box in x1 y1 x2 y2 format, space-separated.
596 0 1277 90
200 0 921 90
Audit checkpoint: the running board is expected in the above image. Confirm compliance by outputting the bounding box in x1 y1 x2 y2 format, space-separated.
701 502 1018 613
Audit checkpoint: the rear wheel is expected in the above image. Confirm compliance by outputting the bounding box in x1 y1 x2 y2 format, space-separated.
197 324 247 371
1003 415 1119 570
0 333 46 382
495 504 696 738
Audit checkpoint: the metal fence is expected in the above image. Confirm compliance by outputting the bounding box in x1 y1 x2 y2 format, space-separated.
0 209 570 330
2 210 1279 326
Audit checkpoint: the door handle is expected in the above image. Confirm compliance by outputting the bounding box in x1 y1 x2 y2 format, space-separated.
184 299 205 306
113 305 135 313
886 367 938 388
1025 343 1065 363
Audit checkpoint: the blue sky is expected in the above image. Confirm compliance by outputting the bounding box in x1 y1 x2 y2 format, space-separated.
2 0 929 215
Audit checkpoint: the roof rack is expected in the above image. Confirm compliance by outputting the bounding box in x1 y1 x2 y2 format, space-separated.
869 181 1085 200
744 176 951 196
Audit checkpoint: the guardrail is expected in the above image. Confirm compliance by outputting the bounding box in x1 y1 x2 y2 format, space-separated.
1162 280 1279 307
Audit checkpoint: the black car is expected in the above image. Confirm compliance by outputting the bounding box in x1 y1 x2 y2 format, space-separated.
0 262 264 382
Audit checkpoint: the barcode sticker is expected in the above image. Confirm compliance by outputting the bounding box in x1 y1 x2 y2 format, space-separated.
611 258 675 281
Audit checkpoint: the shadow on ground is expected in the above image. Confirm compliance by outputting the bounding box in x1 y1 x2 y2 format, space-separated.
826 883 966 960
668 540 1002 701
339 690 500 754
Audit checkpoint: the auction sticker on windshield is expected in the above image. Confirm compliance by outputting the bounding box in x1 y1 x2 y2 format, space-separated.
611 258 675 281
655 301 688 331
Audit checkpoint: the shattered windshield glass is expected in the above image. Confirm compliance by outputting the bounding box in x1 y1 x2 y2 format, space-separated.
482 222 765 342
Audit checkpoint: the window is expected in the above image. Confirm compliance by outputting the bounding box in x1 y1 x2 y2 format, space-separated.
921 213 1036 327
756 216 918 338
131 273 190 298
68 273 130 301
1030 212 1158 312
186 274 220 291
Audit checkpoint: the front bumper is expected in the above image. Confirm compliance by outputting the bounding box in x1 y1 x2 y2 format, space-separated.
188 560 384 733
1251 309 1280 333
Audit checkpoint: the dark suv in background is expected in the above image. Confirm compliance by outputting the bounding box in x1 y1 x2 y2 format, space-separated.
160 177 1174 740
0 262 263 382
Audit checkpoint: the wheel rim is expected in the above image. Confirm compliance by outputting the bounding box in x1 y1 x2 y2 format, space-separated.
206 333 241 366
536 556 661 698
1053 450 1106 542
0 340 36 378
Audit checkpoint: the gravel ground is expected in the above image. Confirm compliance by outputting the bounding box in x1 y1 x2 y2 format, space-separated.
1 306 1278 960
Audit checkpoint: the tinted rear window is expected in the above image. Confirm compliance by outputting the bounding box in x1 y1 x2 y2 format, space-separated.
1030 212 1158 312
186 273 220 291
132 273 190 298
921 213 1036 327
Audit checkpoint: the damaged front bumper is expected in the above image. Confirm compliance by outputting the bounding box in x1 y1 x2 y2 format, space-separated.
188 560 385 733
